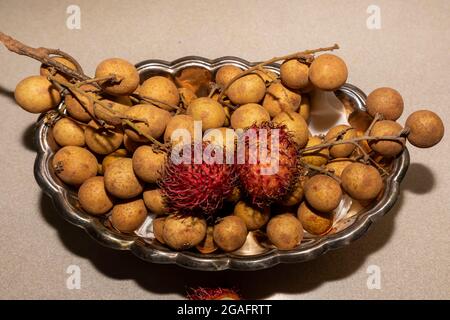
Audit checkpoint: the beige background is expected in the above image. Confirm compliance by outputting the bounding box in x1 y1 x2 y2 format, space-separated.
0 0 449 300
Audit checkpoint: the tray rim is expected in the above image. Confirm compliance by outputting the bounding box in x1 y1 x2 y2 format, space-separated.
33 55 410 271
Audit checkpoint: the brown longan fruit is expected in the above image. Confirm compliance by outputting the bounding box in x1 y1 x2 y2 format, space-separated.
230 103 270 129
52 146 98 186
94 99 130 126
152 216 166 244
366 87 404 120
124 104 171 142
213 216 248 252
279 176 305 206
369 120 405 157
341 163 383 200
143 188 167 215
14 75 61 113
300 136 329 167
405 110 445 148
164 114 195 145
215 65 243 87
309 54 348 91
186 97 225 131
266 213 303 250
178 87 197 105
104 158 144 199
298 95 311 121
78 176 114 215
262 82 302 117
95 58 139 96
84 120 123 155
325 158 355 178
163 215 207 250
40 57 77 83
111 199 147 233
123 135 143 153
52 118 85 147
325 125 357 158
233 201 270 231
272 111 309 147
280 59 310 90
139 76 180 106
226 74 266 105
132 145 166 183
64 84 97 122
102 149 128 173
304 174 342 212
297 202 333 235
203 127 237 150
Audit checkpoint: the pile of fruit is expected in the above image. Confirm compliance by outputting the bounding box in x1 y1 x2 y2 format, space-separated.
1 33 444 254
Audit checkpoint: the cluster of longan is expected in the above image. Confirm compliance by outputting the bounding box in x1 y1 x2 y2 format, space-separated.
9 38 444 254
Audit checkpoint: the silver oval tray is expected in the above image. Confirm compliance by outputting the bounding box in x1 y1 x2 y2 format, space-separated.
34 56 410 271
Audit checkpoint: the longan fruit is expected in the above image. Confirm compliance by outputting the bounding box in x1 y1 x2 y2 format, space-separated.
111 95 133 106
196 226 217 254
123 135 143 153
65 84 97 122
14 75 61 113
226 186 242 203
297 202 333 235
203 127 237 150
266 213 303 250
280 59 310 90
132 145 166 183
324 125 357 158
124 104 171 142
233 201 270 231
304 174 342 212
95 58 139 96
279 177 305 206
111 199 147 233
78 176 114 215
139 76 180 106
52 146 98 186
215 65 243 87
164 114 195 145
143 188 167 215
163 215 207 250
186 97 225 131
226 74 266 105
369 120 405 157
152 216 166 244
405 110 445 148
262 82 302 117
213 216 248 252
104 158 144 199
272 111 309 147
309 54 348 91
341 163 383 200
84 120 124 155
298 95 311 121
230 103 270 129
40 57 77 83
325 158 354 178
94 99 130 126
52 118 85 147
366 87 404 120
102 149 128 173
178 87 197 105
300 136 329 166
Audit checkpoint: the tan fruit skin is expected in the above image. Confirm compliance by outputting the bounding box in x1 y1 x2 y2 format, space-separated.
15 75 61 113
139 76 180 106
309 54 348 91
52 146 98 186
143 189 167 215
186 97 225 131
304 175 342 212
341 163 383 200
301 136 329 166
297 202 333 235
262 82 302 117
227 74 266 105
272 112 309 147
64 84 98 122
152 217 166 244
230 103 270 129
369 120 405 157
280 59 310 90
124 104 171 142
95 58 139 96
233 201 270 231
84 120 124 155
213 216 248 252
267 214 303 250
325 125 357 158
111 199 147 233
132 145 166 183
40 57 77 83
325 158 354 178
52 118 85 147
163 216 207 250
164 115 195 144
405 110 445 148
104 158 144 199
78 176 114 215
215 65 243 87
366 87 404 121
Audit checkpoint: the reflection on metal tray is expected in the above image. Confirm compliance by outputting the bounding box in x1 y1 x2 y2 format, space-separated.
33 56 410 271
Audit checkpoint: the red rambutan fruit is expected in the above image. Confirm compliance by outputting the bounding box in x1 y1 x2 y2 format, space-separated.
236 122 300 207
187 287 241 300
159 142 237 218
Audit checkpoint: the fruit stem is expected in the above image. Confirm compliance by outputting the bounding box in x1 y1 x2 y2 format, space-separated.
131 93 180 111
122 119 164 148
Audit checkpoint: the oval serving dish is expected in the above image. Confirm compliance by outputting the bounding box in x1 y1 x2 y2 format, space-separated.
34 56 409 271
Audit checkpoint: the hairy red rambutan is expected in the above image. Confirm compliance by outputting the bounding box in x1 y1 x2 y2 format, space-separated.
159 142 237 218
236 122 299 207
187 287 241 300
